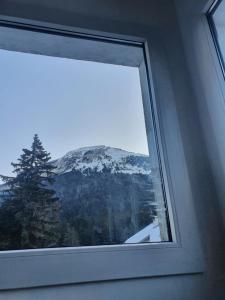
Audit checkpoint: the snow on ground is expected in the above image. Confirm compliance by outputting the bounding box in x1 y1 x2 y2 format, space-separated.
125 218 161 243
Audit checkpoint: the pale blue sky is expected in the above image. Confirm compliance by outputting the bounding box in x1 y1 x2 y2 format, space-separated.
0 49 148 180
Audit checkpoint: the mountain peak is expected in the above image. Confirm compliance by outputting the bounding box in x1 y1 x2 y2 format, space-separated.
53 145 151 175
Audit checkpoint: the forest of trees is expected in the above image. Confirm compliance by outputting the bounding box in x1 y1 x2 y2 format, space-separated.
0 135 158 250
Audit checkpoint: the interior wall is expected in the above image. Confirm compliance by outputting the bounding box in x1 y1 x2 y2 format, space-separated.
174 0 225 297
174 0 225 226
0 0 224 299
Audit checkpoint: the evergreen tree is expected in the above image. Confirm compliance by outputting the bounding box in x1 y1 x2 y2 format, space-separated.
0 134 60 250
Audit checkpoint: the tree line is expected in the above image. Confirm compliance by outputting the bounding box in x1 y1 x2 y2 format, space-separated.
0 134 60 250
0 135 158 250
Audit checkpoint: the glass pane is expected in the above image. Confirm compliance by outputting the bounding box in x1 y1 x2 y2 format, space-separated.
211 0 225 69
0 37 170 250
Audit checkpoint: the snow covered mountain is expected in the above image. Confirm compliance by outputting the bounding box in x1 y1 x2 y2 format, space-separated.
0 146 158 246
53 145 151 175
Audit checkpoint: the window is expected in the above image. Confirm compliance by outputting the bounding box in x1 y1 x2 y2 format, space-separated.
0 25 171 251
0 20 204 290
208 0 225 78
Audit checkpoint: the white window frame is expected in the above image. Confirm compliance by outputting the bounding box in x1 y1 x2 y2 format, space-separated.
0 16 204 290
207 0 225 79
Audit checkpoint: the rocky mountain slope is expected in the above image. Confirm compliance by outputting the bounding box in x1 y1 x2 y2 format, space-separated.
0 146 160 247
51 146 158 246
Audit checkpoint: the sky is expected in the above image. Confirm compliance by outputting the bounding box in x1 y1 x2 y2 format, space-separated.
0 48 149 180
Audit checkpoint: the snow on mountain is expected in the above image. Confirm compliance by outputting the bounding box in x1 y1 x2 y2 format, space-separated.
53 145 151 175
